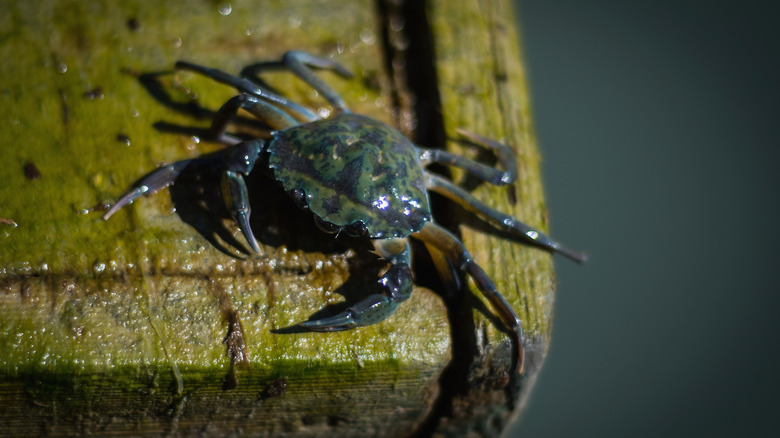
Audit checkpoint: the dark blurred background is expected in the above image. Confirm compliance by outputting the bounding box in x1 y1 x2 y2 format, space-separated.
509 1 780 437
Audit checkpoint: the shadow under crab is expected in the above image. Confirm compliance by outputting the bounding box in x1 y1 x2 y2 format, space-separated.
104 51 585 374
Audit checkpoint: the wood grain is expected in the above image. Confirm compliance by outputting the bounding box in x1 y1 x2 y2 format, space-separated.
0 0 558 435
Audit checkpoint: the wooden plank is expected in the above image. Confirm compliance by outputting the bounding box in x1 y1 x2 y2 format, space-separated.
415 0 560 434
0 0 562 435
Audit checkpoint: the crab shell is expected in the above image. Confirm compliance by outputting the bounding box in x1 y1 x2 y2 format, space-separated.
268 113 432 239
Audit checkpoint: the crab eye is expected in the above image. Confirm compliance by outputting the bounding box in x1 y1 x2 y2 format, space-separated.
289 188 308 209
314 216 339 234
344 220 368 238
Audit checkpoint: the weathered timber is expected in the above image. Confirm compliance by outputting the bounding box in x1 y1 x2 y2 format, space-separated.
0 0 557 436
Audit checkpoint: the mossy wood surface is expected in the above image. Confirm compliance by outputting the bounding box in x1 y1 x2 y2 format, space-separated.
0 0 557 436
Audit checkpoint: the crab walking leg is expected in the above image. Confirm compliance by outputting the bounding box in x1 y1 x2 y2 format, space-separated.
103 139 266 254
414 222 525 374
425 173 587 263
220 140 264 253
422 241 462 294
418 129 518 186
281 51 353 114
237 51 353 115
299 238 413 331
456 129 519 183
418 147 516 186
102 158 207 220
209 93 300 142
175 61 319 123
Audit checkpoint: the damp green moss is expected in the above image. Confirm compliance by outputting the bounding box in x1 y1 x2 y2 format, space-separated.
0 0 447 391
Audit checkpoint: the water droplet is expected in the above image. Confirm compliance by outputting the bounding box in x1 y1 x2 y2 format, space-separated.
116 133 131 146
390 16 405 32
218 3 232 16
360 29 376 45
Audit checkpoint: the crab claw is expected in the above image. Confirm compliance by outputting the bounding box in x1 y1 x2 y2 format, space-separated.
299 294 399 332
298 310 358 332
300 261 413 331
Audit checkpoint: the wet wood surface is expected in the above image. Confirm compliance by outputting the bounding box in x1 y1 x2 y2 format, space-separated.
0 0 558 436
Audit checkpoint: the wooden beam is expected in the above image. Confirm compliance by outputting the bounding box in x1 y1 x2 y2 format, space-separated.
0 0 559 435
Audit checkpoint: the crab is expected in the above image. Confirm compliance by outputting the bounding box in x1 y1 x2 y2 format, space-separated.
103 51 585 373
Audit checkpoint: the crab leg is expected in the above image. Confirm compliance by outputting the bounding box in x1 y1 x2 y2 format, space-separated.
418 129 518 186
103 140 265 255
413 222 525 374
425 172 587 263
209 93 300 142
279 51 353 114
299 238 413 331
418 147 516 186
239 51 353 115
175 61 319 123
219 140 264 253
236 51 352 113
102 158 205 220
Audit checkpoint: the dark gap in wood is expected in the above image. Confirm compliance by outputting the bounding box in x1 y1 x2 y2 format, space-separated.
374 0 403 125
376 1 480 436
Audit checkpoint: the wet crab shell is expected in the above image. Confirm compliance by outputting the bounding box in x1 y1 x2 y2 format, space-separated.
267 113 432 239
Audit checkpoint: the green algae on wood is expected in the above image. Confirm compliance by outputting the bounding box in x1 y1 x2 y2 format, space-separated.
0 0 447 434
429 0 556 367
